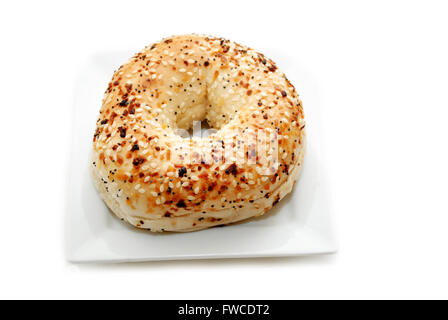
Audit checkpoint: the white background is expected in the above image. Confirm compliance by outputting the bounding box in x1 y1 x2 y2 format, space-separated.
1 0 447 299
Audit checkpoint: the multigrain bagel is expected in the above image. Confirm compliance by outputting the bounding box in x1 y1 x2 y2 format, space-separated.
91 34 306 232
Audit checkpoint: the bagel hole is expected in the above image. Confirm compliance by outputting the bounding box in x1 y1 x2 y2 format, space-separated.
171 90 234 139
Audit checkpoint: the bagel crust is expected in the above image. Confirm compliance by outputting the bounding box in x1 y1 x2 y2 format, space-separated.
91 34 306 232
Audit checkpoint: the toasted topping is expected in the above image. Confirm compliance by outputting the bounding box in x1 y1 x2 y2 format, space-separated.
178 166 187 177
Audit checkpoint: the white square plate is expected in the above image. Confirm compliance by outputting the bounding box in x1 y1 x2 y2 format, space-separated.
65 51 337 263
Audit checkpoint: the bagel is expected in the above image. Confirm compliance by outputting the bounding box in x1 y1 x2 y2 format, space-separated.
91 34 306 232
